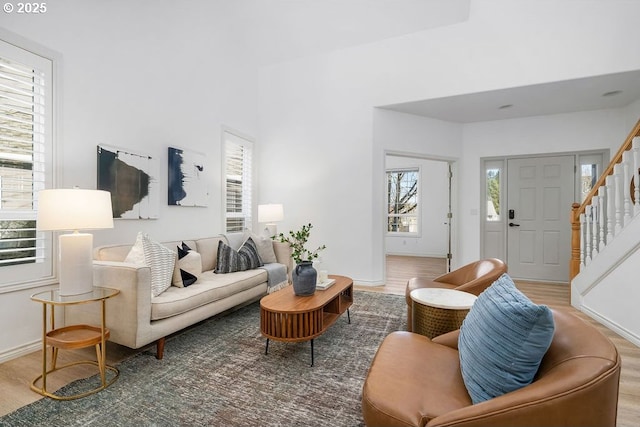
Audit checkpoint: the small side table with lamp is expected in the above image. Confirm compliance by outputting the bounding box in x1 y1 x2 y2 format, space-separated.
31 188 119 400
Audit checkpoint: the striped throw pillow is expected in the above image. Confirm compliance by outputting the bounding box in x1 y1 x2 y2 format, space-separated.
215 237 263 274
458 273 555 404
139 233 176 297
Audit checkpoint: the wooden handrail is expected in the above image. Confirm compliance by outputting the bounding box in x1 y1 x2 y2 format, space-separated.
570 118 640 280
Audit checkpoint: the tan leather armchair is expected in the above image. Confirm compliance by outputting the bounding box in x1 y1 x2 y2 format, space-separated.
362 309 621 427
405 258 507 331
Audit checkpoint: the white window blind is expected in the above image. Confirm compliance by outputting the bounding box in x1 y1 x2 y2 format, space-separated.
0 39 54 288
223 130 253 233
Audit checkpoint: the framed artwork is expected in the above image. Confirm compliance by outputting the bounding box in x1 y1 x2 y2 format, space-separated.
168 146 208 207
97 144 160 219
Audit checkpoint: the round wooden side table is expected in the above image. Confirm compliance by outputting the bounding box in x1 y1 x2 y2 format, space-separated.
410 288 477 338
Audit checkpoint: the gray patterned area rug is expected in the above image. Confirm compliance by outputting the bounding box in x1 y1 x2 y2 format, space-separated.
1 290 406 427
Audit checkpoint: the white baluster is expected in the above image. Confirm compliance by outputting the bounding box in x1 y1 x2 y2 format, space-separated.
606 174 615 243
614 163 623 235
585 205 592 263
622 151 632 226
591 196 599 256
579 212 586 268
597 187 606 249
633 136 640 216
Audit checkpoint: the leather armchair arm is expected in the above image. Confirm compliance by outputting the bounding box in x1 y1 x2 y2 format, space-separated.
425 355 621 427
432 330 460 350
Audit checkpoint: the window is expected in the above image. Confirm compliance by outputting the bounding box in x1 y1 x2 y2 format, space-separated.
387 169 419 233
223 130 253 233
486 168 501 221
578 154 604 203
0 38 54 288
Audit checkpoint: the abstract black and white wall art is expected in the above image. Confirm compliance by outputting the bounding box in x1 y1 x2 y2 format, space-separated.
168 147 208 207
97 144 160 219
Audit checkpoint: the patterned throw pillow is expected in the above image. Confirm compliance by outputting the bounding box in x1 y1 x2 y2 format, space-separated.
124 232 176 297
215 237 263 274
239 237 263 270
142 233 176 297
172 242 202 287
458 273 555 404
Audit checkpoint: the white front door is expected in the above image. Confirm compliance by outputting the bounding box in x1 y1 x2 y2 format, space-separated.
507 155 575 281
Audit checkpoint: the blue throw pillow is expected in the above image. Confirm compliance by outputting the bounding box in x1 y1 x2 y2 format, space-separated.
458 273 555 404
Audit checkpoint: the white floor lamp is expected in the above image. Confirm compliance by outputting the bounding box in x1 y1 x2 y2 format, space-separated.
37 188 114 296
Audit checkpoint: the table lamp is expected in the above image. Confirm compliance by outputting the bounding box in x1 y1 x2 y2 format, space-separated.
258 204 284 237
37 188 114 296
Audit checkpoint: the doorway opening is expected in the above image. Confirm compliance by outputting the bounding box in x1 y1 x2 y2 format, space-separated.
384 153 454 288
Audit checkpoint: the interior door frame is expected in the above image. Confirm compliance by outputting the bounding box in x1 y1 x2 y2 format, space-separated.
382 150 458 281
480 149 609 281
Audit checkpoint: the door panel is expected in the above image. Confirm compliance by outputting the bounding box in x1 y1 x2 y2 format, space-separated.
507 155 574 281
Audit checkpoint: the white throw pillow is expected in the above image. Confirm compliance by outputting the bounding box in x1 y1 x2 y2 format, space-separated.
124 233 146 265
129 232 175 297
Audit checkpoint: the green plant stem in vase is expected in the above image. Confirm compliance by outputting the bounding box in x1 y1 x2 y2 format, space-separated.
278 223 326 265
278 223 326 295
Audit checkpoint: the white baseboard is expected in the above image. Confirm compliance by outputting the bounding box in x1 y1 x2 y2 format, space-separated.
0 340 40 364
353 280 385 288
580 304 640 348
386 252 446 258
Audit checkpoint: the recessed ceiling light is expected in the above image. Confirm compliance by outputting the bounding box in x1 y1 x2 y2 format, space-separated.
602 90 623 97
498 104 513 110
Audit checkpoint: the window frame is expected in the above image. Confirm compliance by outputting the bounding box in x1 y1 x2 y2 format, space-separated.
0 29 59 293
386 167 420 236
221 128 255 233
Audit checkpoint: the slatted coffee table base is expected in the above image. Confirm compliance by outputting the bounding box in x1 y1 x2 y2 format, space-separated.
260 275 353 366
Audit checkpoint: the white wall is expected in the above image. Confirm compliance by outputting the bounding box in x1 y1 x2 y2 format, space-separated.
0 3 258 360
258 0 640 285
385 156 449 257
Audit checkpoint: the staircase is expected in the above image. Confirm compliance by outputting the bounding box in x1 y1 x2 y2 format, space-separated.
570 119 640 347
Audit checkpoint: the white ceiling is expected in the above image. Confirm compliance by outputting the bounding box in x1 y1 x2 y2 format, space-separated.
229 0 470 65
380 70 640 123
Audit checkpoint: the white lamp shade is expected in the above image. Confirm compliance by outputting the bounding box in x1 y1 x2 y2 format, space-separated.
37 189 114 295
258 204 284 223
37 189 114 231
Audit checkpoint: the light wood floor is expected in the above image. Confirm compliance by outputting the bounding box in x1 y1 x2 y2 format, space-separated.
1 255 638 426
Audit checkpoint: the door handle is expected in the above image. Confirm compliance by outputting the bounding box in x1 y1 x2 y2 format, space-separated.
509 222 520 227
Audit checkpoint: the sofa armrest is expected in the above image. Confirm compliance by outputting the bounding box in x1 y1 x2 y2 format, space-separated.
272 241 293 279
65 260 153 349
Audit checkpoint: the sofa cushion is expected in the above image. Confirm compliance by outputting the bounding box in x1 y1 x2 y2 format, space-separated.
458 273 555 404
172 242 202 287
195 236 226 272
151 269 267 320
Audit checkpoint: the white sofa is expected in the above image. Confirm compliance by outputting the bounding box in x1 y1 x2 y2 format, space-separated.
65 234 292 359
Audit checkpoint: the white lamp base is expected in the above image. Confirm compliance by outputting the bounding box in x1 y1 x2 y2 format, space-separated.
263 224 277 238
58 232 94 296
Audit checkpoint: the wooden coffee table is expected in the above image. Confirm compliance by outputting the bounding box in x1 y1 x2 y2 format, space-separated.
260 275 353 366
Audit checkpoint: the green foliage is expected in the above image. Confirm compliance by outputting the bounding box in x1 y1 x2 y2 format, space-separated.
487 170 500 215
278 223 326 265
